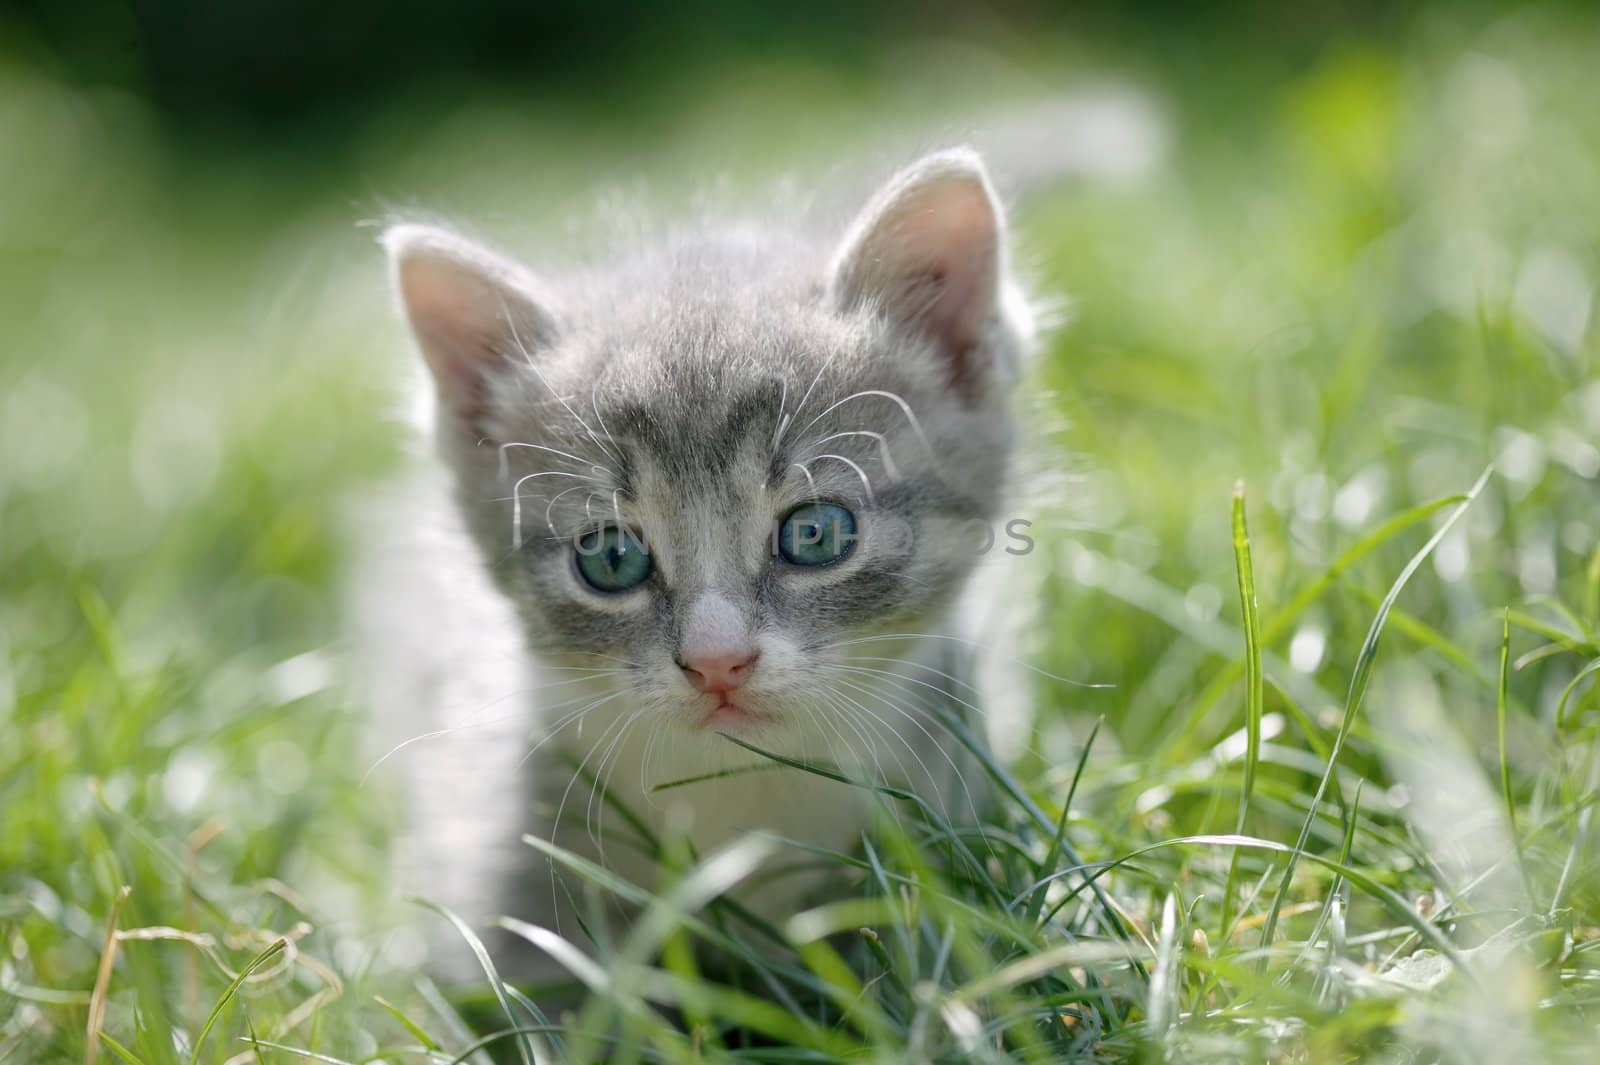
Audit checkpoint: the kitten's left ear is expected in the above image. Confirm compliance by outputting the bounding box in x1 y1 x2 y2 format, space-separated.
383 223 558 430
830 148 1009 398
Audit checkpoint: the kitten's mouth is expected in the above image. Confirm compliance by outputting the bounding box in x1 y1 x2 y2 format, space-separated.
699 697 763 730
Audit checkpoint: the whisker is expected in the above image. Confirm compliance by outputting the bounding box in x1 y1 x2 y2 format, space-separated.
825 672 977 827
518 684 643 770
845 654 984 697
543 483 589 536
501 470 598 549
788 462 819 502
820 632 1114 690
829 662 987 719
769 376 791 456
590 383 624 466
499 440 594 473
773 348 846 455
791 389 935 461
362 675 625 785
809 453 876 504
801 430 899 480
587 707 650 853
539 650 641 666
823 669 1009 876
550 697 641 833
816 685 917 797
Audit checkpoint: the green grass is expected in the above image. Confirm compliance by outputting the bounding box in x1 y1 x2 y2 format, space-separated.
5 5 1600 1062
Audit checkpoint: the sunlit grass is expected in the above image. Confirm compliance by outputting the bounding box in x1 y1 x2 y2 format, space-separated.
4 5 1600 1062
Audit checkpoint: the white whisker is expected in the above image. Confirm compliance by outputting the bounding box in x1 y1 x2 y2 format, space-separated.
517 684 643 770
809 453 876 504
791 389 934 461
499 440 595 472
363 674 625 785
774 348 845 454
590 383 624 465
788 461 819 501
505 470 596 549
769 377 791 456
826 672 975 826
802 430 899 480
543 483 589 535
820 632 1114 690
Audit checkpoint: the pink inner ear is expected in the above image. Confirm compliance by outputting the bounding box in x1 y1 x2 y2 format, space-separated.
899 178 999 347
834 160 1003 399
398 257 502 418
391 239 559 432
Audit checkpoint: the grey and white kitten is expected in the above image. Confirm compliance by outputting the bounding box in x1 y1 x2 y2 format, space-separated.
357 147 1036 983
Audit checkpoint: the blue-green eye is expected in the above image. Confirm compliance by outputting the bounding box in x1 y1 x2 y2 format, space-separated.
778 503 857 567
575 526 652 592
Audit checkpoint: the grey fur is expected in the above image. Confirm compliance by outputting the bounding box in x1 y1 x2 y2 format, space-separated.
355 147 1036 985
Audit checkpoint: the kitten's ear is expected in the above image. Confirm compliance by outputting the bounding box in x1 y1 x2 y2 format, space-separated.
383 223 557 427
830 148 1007 397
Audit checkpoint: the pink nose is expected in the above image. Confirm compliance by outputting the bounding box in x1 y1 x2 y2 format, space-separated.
680 649 759 694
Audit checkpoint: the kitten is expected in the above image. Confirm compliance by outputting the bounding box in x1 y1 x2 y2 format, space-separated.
356 147 1038 986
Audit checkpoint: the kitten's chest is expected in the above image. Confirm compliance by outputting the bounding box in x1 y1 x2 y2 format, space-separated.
543 715 876 916
529 638 979 911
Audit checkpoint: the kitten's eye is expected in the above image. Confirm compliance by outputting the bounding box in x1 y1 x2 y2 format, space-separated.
778 503 857 567
574 527 652 592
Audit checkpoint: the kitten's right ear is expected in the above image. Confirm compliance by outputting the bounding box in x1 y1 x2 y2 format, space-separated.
382 224 558 427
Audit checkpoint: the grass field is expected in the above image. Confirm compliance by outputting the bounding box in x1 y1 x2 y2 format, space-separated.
5 5 1600 1062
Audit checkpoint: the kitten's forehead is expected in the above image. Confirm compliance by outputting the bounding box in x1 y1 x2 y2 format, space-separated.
576 291 897 479
603 374 784 490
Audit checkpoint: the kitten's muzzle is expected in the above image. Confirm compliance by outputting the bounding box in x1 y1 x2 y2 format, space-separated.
678 649 760 694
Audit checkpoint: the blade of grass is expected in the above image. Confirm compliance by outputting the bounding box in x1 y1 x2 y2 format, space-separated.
413 900 534 1065
224 1042 356 1065
769 674 1140 953
1221 482 1264 943
1156 492 1468 761
1555 657 1600 729
1026 717 1102 925
1505 609 1598 656
630 970 862 1059
1047 834 1478 980
413 977 497 1065
1498 609 1536 909
1257 467 1491 959
520 833 837 1001
372 997 440 1053
1287 780 1363 988
188 938 287 1065
243 1013 267 1065
1551 741 1600 917
1146 894 1182 1046
95 1032 148 1065
497 919 611 993
1585 543 1600 629
716 733 1010 910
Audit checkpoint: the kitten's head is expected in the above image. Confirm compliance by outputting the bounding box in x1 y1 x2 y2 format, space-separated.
384 149 1029 745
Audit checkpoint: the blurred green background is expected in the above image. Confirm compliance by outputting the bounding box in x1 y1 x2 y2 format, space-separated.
3 1 1599 1061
